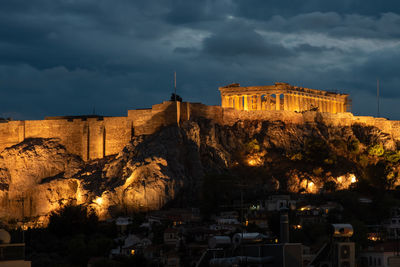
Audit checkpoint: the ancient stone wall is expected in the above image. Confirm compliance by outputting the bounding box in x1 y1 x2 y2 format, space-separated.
0 102 181 161
0 120 24 153
128 101 179 135
1 101 400 161
0 117 132 161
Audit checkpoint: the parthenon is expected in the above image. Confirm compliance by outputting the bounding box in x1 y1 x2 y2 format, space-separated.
219 82 350 113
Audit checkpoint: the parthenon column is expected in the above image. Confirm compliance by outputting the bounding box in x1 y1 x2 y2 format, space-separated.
243 95 248 111
338 101 343 113
323 99 328 112
283 94 288 111
234 96 240 110
257 95 262 110
248 95 253 110
248 95 252 110
266 95 270 110
276 94 281 110
289 94 293 111
328 100 333 113
319 99 324 112
221 96 227 107
298 95 303 111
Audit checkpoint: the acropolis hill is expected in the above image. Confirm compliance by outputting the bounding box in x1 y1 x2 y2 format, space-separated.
0 82 400 161
2 82 400 223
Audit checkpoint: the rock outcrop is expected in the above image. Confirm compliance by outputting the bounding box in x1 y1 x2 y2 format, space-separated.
0 114 399 225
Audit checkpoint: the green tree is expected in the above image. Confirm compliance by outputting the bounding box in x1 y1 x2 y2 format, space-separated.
245 139 260 153
304 138 336 165
385 151 400 163
368 144 384 157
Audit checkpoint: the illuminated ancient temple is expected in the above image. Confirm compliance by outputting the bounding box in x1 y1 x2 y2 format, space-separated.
219 82 350 113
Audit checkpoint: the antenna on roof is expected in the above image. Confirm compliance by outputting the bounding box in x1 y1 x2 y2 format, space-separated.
174 71 177 102
377 79 380 117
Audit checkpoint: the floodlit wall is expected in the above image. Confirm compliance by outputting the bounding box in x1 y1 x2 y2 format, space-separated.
1 101 400 161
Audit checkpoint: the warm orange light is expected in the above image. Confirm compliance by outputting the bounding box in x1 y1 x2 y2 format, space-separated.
247 156 262 166
248 159 257 166
367 234 380 242
131 249 135 255
350 175 357 183
94 197 103 206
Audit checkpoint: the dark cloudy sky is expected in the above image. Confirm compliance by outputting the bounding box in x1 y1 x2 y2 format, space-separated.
1 0 400 120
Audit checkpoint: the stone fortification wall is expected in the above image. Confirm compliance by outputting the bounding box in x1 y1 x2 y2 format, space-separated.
0 101 181 161
128 101 179 135
220 106 400 142
0 117 132 161
189 103 223 124
0 120 24 153
1 101 400 161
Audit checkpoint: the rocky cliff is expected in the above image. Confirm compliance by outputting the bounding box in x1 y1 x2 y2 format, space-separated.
1 113 399 225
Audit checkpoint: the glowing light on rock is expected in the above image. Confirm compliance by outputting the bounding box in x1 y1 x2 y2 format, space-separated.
308 181 315 192
94 197 103 206
247 159 257 166
335 173 357 190
246 155 263 166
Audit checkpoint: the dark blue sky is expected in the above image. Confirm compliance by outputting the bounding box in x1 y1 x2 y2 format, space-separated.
1 0 400 119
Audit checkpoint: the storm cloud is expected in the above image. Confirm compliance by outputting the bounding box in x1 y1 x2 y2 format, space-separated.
1 0 400 119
